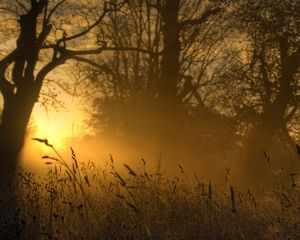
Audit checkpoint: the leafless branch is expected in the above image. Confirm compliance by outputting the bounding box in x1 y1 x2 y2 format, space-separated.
45 0 66 24
63 46 161 56
64 1 125 42
179 8 221 28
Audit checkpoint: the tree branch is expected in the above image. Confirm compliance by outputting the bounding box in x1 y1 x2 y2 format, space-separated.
45 0 66 24
0 50 18 71
64 46 162 56
71 56 115 77
0 76 14 98
64 1 125 42
0 51 15 98
15 0 29 12
35 55 68 95
179 8 221 28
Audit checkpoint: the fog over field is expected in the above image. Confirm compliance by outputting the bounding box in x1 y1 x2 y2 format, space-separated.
0 0 300 239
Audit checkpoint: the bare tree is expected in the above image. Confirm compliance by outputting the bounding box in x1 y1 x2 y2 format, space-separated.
217 0 300 185
0 1 131 233
0 0 130 175
77 0 227 163
91 0 162 136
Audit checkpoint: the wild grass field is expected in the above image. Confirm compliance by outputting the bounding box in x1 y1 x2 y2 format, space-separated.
1 141 300 240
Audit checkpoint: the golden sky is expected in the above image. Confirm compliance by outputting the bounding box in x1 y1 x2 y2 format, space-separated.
19 91 88 171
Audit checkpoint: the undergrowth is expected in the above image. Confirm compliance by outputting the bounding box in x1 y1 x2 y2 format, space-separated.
1 139 300 240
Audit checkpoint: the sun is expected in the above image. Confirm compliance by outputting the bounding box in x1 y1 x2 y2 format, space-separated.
30 102 85 149
32 112 68 147
20 100 86 173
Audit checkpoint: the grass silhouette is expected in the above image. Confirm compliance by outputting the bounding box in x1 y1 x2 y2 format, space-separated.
0 138 299 239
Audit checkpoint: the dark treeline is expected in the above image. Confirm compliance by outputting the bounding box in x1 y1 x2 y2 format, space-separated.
75 0 300 186
0 0 300 198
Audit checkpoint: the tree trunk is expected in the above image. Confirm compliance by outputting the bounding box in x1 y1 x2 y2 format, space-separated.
159 0 180 110
244 35 298 188
157 0 182 159
0 89 36 239
0 90 35 168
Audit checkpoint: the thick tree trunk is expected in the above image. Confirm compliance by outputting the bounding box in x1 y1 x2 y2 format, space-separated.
0 90 36 239
0 92 35 169
159 0 180 110
157 0 182 159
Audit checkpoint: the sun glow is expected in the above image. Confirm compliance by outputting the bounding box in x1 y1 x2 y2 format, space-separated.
19 97 87 172
31 103 85 148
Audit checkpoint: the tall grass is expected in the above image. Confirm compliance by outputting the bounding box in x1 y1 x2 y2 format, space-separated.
1 139 300 239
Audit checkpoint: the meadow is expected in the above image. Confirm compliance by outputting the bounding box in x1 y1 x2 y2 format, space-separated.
1 140 300 240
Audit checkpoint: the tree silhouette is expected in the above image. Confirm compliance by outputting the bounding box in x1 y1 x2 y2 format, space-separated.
0 1 131 231
79 0 225 164
0 0 130 176
218 0 300 185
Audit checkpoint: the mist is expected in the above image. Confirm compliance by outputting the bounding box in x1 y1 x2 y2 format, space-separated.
13 0 300 189
1 0 300 239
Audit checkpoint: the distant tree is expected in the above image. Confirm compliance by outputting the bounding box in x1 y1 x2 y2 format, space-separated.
152 0 223 146
79 0 227 163
86 0 163 137
217 0 300 185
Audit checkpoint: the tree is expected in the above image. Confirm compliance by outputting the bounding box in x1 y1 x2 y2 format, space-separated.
80 0 226 165
0 1 128 234
218 0 300 186
154 0 222 150
0 0 128 177
88 0 163 137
